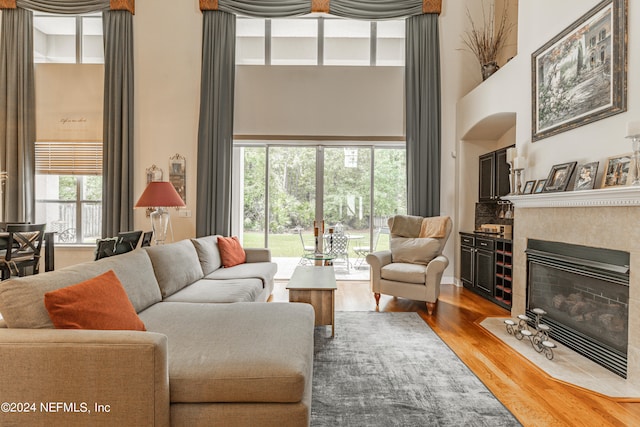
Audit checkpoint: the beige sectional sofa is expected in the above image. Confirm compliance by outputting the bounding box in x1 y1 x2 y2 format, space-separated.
0 236 315 427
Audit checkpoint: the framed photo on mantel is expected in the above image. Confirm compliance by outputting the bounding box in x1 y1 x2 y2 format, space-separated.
531 0 627 141
543 162 577 192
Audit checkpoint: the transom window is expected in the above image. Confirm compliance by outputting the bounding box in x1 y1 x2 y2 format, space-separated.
236 17 405 66
34 12 103 64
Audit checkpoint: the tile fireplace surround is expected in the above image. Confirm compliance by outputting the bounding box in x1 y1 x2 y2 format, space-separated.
505 186 639 383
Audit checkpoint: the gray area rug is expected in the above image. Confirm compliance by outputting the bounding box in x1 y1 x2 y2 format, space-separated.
312 312 521 427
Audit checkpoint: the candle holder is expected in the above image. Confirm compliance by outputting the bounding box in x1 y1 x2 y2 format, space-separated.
627 135 640 186
508 162 516 195
504 307 556 360
514 168 524 195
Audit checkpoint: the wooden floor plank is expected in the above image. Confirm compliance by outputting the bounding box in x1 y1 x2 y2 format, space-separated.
273 279 640 426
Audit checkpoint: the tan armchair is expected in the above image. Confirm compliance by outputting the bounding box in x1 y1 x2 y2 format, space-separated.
366 215 452 315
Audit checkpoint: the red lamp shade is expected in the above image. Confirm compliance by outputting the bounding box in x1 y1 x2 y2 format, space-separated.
135 181 186 208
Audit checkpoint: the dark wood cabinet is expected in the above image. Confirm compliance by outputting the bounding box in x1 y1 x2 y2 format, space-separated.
460 232 512 309
478 153 495 201
495 149 511 197
474 238 495 295
460 235 475 287
479 146 513 201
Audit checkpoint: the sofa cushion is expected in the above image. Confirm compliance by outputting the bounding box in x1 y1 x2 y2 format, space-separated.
0 249 161 329
144 240 204 299
204 261 277 289
217 236 246 267
390 237 440 265
190 235 222 275
381 262 427 284
138 302 315 404
163 278 263 303
44 270 146 331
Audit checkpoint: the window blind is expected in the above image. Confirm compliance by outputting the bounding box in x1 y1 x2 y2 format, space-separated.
35 141 102 175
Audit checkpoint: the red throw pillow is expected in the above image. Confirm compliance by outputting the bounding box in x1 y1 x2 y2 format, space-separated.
217 236 246 268
44 270 146 331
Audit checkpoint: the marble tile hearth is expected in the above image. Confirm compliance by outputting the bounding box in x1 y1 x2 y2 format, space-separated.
480 317 640 398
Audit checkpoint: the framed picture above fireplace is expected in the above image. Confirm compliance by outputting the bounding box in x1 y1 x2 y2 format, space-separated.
531 0 628 141
602 153 631 187
543 162 577 192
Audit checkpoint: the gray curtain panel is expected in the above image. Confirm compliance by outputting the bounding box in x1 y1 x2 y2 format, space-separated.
0 8 36 223
196 11 236 237
2 0 131 236
405 13 441 217
16 0 109 14
329 0 423 20
102 10 134 237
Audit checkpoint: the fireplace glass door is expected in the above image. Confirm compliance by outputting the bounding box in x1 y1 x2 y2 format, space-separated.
528 262 628 355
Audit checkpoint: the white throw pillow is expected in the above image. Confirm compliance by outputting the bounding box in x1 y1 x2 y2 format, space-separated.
390 237 441 265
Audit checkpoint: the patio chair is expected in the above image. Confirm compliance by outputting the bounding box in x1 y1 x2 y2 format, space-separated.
326 233 350 272
298 229 315 265
353 227 383 268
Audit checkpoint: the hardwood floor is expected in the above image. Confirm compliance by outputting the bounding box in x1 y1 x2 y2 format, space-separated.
272 280 640 426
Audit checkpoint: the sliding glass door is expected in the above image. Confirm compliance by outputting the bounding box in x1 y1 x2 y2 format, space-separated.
237 143 405 279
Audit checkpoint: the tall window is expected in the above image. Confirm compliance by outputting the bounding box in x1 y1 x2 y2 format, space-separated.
33 13 104 244
34 142 102 243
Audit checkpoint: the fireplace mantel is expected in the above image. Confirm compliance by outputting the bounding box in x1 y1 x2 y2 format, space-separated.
504 186 640 208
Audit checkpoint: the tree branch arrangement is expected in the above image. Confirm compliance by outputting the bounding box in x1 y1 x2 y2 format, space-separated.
461 2 513 79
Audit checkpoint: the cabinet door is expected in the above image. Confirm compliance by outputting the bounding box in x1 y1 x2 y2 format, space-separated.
460 245 474 287
479 153 495 201
495 148 512 197
475 249 495 295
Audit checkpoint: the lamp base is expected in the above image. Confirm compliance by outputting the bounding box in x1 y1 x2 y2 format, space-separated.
150 207 170 245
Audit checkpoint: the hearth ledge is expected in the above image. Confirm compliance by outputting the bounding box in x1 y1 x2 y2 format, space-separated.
503 186 640 208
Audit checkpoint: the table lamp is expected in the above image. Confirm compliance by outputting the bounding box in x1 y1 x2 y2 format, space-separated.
135 181 186 244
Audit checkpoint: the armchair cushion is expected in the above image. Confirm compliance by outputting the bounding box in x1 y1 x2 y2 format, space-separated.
381 263 427 284
390 237 440 265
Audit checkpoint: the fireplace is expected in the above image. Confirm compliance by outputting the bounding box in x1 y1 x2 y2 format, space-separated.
526 239 630 378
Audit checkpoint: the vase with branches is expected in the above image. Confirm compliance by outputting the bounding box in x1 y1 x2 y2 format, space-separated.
461 1 513 81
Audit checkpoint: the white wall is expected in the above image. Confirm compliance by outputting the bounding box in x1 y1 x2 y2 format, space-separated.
234 66 404 137
459 0 638 185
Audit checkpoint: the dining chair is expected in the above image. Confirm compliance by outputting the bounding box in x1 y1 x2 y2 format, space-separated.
141 231 153 247
94 230 142 261
0 223 46 280
116 230 143 253
94 237 119 260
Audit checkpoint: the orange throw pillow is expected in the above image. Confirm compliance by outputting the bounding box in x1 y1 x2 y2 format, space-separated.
44 270 146 331
217 236 246 268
